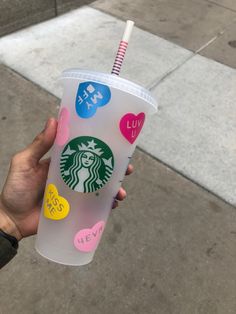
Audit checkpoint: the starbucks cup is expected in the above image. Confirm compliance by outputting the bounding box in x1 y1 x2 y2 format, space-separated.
35 69 157 265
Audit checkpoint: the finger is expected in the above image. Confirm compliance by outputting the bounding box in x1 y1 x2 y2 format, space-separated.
40 157 51 165
126 164 134 176
39 157 51 174
116 187 127 201
23 118 58 164
112 200 119 209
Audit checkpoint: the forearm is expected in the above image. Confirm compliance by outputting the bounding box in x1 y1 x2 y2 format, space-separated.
0 207 21 240
0 201 20 269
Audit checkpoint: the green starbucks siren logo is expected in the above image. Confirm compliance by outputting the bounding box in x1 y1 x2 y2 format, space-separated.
60 136 114 193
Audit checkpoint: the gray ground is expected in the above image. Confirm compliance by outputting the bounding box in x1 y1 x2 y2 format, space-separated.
1 1 236 313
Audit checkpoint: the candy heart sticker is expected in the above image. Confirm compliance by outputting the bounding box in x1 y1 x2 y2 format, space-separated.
75 82 111 119
55 107 70 146
120 112 145 144
74 221 105 252
44 184 70 220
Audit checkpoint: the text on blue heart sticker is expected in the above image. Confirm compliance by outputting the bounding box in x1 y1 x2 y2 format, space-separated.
75 82 111 118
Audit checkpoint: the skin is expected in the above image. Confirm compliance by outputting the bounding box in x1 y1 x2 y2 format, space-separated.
0 118 133 241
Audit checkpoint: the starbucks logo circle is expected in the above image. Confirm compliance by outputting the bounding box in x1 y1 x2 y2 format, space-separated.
60 136 114 193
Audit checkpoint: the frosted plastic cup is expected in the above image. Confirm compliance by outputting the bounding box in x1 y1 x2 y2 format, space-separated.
35 69 157 265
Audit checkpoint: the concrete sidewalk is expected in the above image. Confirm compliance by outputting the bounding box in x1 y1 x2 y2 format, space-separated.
0 1 236 313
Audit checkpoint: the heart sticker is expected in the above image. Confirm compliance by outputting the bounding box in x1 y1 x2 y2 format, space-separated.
73 221 105 252
44 184 70 220
75 82 111 119
120 112 145 144
55 107 70 146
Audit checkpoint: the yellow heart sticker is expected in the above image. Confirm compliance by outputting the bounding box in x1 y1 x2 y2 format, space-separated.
43 184 70 220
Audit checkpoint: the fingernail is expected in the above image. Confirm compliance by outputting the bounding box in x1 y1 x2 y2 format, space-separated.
44 118 51 131
120 188 127 199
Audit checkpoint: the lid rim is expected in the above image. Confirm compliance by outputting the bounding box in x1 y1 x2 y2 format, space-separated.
61 69 158 113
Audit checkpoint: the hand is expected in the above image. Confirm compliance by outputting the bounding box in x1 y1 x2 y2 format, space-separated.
112 165 133 209
0 118 133 240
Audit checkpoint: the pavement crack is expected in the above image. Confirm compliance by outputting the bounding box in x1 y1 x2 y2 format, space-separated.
206 0 236 13
148 53 195 91
54 0 58 16
195 34 222 54
196 17 236 54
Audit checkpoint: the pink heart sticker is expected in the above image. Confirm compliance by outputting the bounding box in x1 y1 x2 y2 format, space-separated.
74 221 105 252
55 107 70 146
119 112 145 144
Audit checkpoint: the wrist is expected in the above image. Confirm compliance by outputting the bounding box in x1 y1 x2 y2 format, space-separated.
0 206 22 241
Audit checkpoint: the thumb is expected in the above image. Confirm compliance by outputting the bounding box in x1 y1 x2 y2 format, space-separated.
24 118 58 163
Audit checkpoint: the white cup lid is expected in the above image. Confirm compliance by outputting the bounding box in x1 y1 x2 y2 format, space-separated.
61 69 157 114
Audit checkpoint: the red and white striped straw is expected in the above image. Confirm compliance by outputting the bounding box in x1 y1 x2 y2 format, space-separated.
111 20 134 76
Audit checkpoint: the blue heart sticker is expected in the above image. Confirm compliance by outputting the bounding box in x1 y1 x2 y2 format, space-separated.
75 82 111 119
